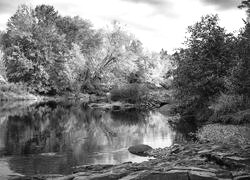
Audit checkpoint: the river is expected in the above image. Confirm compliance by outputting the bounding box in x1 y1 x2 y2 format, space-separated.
0 101 196 177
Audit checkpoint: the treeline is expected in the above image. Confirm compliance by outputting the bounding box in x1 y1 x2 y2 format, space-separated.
0 4 170 96
171 1 250 124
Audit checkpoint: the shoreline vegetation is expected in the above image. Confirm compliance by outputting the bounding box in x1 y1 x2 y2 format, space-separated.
0 1 250 180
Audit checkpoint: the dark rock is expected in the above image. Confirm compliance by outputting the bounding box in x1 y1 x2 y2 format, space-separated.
128 144 153 156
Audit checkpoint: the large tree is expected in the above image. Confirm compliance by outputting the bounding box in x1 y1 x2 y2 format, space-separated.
1 4 103 94
172 15 236 118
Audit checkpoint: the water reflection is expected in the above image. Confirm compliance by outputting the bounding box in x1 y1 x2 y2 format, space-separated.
0 102 175 175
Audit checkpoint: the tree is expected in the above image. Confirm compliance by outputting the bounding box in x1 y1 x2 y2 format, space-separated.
172 15 236 119
56 16 102 55
238 0 250 21
231 1 250 96
80 21 143 91
0 4 72 94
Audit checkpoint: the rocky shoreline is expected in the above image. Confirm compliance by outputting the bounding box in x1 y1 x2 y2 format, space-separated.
9 141 250 180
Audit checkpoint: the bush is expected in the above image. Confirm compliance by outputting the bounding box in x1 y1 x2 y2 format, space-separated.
210 93 248 114
209 93 250 123
0 82 37 101
0 83 29 94
110 83 148 104
197 124 250 146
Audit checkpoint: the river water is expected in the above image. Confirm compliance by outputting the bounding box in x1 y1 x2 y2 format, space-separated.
0 101 196 176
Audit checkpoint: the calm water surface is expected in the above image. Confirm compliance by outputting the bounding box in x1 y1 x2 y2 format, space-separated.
0 101 193 176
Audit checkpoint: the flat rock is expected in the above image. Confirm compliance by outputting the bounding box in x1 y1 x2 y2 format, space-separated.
189 171 217 180
234 175 250 180
139 170 189 180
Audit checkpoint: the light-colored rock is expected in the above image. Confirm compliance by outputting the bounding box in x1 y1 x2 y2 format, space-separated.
189 171 218 180
233 175 250 180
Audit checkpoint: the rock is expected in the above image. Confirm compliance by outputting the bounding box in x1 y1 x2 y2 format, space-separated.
55 175 75 180
139 170 189 180
74 171 129 180
128 144 153 156
73 164 114 173
158 104 172 116
233 175 250 180
215 170 232 179
188 171 218 180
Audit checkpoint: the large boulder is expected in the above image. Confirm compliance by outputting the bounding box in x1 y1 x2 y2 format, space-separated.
128 144 152 156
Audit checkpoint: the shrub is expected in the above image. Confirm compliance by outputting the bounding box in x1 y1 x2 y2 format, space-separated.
210 93 248 114
209 93 250 123
0 82 37 101
0 83 29 94
110 83 148 104
197 124 250 146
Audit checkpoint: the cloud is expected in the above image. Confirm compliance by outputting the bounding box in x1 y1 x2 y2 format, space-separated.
200 0 241 10
121 0 176 17
0 0 27 13
122 0 167 6
0 1 16 13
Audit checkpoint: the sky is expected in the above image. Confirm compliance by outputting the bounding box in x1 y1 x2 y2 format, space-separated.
0 0 247 53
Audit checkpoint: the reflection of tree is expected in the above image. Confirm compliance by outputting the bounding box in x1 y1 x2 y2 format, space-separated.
169 116 198 142
2 102 174 175
111 109 148 125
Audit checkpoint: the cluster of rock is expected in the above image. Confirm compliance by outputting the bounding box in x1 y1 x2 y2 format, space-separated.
11 142 250 180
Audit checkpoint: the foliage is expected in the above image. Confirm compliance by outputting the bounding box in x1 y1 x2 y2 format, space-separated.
209 93 248 114
0 82 29 93
0 82 37 100
229 24 250 97
0 4 173 96
238 0 250 19
110 83 148 104
197 124 250 145
171 15 237 121
0 4 102 94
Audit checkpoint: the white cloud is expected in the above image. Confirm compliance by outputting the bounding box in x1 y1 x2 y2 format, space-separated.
0 0 246 53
